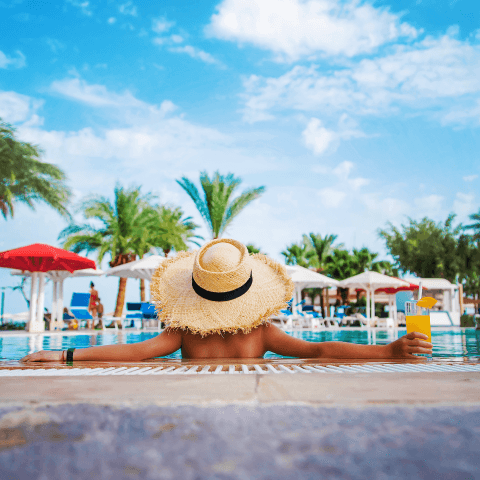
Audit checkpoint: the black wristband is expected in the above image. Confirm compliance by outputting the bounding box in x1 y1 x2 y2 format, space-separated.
66 348 75 365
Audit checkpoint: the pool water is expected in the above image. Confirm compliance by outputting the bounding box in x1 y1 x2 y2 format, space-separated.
1 329 479 362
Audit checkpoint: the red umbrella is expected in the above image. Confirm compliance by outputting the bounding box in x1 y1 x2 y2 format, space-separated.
0 244 96 332
375 282 423 295
0 243 95 273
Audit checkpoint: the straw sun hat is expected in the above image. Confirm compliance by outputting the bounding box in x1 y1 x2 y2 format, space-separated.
150 238 294 335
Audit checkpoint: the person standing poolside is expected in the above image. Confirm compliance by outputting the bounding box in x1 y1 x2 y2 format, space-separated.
94 298 104 329
87 281 99 330
22 239 432 363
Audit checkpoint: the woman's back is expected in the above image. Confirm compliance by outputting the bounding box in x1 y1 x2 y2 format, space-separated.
180 326 266 359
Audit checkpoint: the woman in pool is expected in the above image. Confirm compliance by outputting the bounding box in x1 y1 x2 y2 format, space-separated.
21 239 431 363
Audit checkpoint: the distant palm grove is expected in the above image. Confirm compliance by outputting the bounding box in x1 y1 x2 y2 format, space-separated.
2 119 480 314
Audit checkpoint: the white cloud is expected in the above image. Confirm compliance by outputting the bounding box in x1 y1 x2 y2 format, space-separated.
463 174 478 182
0 91 43 123
0 50 26 69
413 194 444 214
152 16 174 34
453 192 476 220
6 80 279 208
301 115 364 155
317 187 346 207
310 164 329 175
50 77 146 108
46 38 66 54
332 160 354 179
302 118 336 155
107 17 116 24
362 193 410 219
332 160 369 190
119 1 137 17
168 46 221 66
242 34 480 125
66 0 92 16
207 0 418 61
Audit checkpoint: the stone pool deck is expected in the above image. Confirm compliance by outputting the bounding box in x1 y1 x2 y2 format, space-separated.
1 369 480 479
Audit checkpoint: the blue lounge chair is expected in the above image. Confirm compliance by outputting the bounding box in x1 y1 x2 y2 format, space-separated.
141 302 161 330
70 293 92 329
124 302 143 329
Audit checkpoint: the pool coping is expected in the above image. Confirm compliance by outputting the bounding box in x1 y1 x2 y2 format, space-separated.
1 371 480 408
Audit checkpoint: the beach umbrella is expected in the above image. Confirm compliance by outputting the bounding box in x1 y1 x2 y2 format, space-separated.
105 255 166 281
105 255 166 305
11 268 104 330
339 271 408 321
0 244 95 332
285 265 339 315
375 281 424 323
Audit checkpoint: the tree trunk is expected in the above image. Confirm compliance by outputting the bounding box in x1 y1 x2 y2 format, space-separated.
114 277 127 317
110 252 136 317
339 287 349 305
140 279 145 302
321 288 326 318
325 288 330 317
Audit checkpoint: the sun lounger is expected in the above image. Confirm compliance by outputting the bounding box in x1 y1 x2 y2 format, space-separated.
70 293 92 329
123 302 143 329
141 303 161 331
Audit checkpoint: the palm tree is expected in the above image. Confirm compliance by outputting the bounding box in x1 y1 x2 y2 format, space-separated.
303 233 343 272
464 209 480 239
137 205 202 302
59 184 152 317
0 120 71 219
281 242 317 268
146 205 202 258
246 243 266 255
302 233 342 315
177 171 265 239
351 247 397 276
324 249 358 305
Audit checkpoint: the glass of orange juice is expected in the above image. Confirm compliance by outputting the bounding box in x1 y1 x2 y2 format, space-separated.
405 301 432 358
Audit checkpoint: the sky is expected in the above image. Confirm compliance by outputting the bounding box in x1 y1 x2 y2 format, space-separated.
1 0 479 315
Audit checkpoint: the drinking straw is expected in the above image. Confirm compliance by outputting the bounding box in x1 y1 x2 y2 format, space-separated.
417 281 423 301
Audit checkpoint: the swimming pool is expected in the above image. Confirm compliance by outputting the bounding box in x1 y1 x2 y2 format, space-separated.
1 328 479 362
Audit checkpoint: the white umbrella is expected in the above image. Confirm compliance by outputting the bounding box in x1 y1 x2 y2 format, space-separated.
104 255 165 281
11 268 104 330
285 265 339 316
339 271 408 321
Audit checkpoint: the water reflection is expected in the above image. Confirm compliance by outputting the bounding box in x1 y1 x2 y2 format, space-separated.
0 329 479 361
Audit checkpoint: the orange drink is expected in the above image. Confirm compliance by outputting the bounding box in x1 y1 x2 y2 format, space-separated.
405 297 436 357
405 314 431 343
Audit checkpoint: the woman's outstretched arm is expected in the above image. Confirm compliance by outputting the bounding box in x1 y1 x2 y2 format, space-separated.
263 324 432 359
21 328 183 363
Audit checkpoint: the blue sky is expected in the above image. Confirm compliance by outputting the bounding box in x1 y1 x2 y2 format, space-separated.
1 0 479 315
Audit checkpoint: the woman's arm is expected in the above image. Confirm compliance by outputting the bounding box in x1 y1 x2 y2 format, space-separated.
21 328 183 363
263 325 432 359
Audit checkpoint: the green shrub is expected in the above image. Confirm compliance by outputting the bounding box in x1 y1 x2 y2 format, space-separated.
460 314 475 327
0 322 26 330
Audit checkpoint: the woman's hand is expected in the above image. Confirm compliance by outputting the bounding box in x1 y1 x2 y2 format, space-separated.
386 332 432 358
21 350 63 363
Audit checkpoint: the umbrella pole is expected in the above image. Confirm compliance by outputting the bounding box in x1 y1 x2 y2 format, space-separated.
50 280 58 330
35 272 46 332
58 279 64 330
28 272 38 331
393 294 398 325
366 289 370 320
371 289 375 320
291 288 296 316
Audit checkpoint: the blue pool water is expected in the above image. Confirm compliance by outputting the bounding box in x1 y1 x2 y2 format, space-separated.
1 329 479 361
